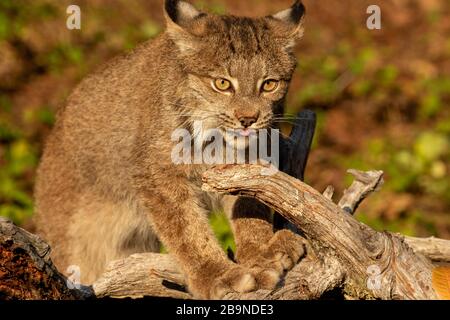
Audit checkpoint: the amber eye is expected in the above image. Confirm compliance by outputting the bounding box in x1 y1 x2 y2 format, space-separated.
213 78 232 92
262 79 279 93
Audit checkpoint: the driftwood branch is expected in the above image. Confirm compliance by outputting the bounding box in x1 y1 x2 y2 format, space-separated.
402 236 450 264
92 251 345 300
1 165 449 300
338 169 450 264
93 166 448 299
93 253 190 299
201 165 439 299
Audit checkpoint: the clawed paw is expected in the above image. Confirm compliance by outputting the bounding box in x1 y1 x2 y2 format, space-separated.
241 230 305 277
209 266 257 299
190 264 284 299
261 229 305 273
189 231 305 299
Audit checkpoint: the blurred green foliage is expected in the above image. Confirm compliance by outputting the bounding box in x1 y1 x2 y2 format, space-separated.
0 0 449 244
0 0 58 41
0 120 36 224
210 211 236 253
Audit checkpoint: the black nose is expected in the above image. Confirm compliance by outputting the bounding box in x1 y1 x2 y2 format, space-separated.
239 117 258 128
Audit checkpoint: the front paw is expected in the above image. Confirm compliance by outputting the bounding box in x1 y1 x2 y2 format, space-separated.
241 230 305 276
261 229 305 273
188 265 257 299
209 266 258 299
208 266 283 298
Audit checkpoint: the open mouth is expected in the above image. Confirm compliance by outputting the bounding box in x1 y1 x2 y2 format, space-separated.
223 128 258 138
219 128 260 151
236 128 257 137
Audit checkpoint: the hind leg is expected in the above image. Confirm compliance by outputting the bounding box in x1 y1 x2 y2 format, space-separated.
65 194 160 284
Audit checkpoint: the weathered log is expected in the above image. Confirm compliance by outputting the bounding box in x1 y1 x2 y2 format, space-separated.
93 165 448 299
92 246 345 300
201 165 439 299
1 165 448 300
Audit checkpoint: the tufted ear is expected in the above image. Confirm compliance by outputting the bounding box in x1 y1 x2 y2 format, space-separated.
164 0 206 53
268 1 306 49
165 0 204 27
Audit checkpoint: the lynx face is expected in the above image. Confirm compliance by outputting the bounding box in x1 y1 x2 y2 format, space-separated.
165 0 305 149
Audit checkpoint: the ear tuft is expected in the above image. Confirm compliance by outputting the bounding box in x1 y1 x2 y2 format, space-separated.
164 1 205 54
269 1 306 49
165 0 202 27
272 1 305 26
165 0 179 23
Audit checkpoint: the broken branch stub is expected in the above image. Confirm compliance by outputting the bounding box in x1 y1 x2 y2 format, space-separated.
338 169 384 214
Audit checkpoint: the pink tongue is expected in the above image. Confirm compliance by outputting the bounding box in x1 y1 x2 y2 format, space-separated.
240 129 251 137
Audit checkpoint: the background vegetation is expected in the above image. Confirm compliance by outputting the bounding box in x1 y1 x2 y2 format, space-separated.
0 0 448 250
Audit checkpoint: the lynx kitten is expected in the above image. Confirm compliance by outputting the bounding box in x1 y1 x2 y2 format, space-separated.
34 0 306 299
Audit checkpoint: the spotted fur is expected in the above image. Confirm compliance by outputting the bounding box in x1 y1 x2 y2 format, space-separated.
34 0 305 299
